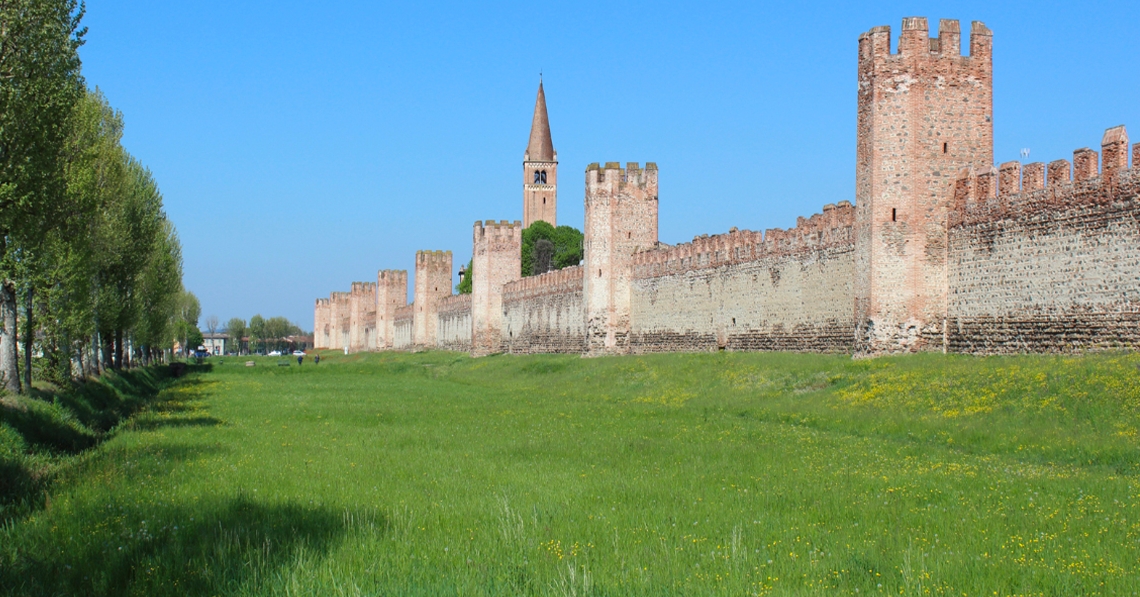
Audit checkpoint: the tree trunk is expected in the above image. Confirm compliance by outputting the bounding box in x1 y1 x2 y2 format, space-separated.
1 279 20 394
114 328 123 370
23 286 32 392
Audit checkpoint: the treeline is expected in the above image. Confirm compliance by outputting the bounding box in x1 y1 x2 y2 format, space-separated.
222 316 305 355
1 2 187 393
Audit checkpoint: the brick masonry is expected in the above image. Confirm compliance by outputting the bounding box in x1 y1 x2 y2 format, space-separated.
503 265 585 354
313 18 1140 358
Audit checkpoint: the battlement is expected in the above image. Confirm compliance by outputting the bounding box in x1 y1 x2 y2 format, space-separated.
350 281 377 294
503 265 584 301
315 298 329 307
415 250 453 267
378 269 407 285
585 161 658 191
953 125 1136 226
437 293 472 314
631 202 855 279
474 219 522 241
859 17 990 61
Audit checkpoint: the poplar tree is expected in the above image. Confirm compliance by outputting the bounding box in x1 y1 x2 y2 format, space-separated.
0 0 87 391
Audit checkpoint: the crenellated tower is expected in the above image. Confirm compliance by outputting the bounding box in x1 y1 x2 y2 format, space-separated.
413 251 453 348
523 81 558 228
471 220 522 356
375 270 407 350
583 162 659 356
854 17 993 354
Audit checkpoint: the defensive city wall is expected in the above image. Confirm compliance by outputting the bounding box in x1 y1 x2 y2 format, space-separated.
315 17 1140 357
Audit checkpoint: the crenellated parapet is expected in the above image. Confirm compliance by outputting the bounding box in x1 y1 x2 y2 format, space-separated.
952 125 1136 227
437 293 471 315
503 265 584 302
631 202 854 279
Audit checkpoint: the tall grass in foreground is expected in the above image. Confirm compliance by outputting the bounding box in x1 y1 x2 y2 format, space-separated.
2 351 1138 596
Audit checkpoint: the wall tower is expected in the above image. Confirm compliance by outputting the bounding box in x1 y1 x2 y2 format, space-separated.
375 270 407 350
584 162 659 356
413 251 453 348
523 81 558 228
471 220 522 356
855 17 993 354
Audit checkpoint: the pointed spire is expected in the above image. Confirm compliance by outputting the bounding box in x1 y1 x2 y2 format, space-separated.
525 80 555 162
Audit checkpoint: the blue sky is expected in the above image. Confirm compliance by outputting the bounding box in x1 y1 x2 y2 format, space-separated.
79 1 1140 331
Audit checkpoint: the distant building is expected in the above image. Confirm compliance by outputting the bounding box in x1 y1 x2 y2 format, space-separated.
202 332 228 356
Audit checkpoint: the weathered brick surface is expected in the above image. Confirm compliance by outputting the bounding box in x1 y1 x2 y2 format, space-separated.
630 203 856 353
855 18 993 355
502 266 585 354
471 221 522 356
392 304 414 350
437 294 472 352
583 163 658 356
948 137 1140 353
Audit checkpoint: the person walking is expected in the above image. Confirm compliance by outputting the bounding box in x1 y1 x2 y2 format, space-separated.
314 354 320 365
297 354 303 366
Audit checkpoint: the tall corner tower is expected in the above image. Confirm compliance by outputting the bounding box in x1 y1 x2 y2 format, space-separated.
523 80 558 228
854 17 993 354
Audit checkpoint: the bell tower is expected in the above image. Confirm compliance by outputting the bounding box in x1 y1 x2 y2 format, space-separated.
523 80 557 228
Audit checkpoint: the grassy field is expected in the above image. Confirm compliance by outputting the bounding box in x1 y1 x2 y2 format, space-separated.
2 350 1139 596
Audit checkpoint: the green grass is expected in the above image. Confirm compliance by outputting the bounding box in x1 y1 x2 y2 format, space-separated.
2 350 1139 596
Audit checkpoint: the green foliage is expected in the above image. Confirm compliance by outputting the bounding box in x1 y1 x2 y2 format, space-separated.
520 221 583 276
225 318 247 354
2 351 1139 594
456 259 472 294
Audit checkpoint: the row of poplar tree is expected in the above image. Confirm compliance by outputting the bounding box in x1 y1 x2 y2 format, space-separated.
0 2 189 393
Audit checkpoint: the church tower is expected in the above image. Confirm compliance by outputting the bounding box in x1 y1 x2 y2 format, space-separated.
523 81 557 228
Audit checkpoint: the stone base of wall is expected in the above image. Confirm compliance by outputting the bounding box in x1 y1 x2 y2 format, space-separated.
948 312 1140 354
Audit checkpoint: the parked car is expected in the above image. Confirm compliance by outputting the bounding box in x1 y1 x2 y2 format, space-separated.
268 350 282 356
292 350 305 356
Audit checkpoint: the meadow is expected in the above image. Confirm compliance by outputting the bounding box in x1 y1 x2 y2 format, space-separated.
2 350 1139 596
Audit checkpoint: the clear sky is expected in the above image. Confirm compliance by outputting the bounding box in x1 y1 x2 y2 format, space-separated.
78 1 1140 331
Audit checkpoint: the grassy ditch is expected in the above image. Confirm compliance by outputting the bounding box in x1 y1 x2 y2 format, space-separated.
1 364 193 522
1 350 1139 595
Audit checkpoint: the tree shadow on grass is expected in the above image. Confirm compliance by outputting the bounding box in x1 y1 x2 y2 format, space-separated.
1 495 375 596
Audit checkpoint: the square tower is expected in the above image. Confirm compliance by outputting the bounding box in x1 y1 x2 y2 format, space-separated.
413 251 453 348
471 220 522 356
523 81 557 228
376 269 408 350
855 18 993 354
583 162 659 356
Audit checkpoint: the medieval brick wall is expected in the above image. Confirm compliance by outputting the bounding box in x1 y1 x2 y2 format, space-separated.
947 127 1140 353
392 304 414 350
630 203 856 353
502 265 585 354
472 220 522 356
855 18 993 354
583 162 659 356
437 294 473 352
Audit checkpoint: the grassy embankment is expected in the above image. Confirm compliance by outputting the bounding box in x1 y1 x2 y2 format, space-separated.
2 350 1138 596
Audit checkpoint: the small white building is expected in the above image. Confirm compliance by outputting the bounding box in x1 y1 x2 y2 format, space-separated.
202 332 228 356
